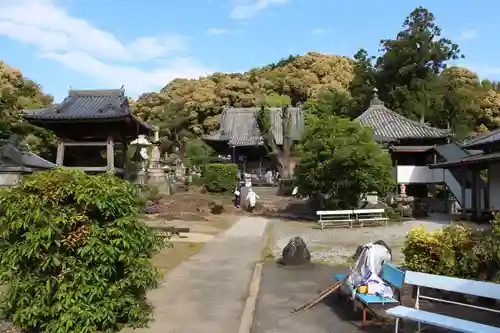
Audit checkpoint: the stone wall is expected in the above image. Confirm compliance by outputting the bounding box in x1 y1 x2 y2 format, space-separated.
0 172 21 187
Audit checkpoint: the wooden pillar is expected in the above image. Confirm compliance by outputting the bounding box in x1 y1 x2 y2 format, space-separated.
123 139 128 178
486 167 490 210
106 136 115 171
461 169 467 219
56 140 65 166
471 169 480 219
393 153 399 194
123 140 128 169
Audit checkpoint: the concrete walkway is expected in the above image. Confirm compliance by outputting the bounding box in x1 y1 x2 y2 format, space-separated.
124 216 269 333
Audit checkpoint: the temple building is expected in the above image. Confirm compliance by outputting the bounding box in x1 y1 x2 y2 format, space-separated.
203 106 303 177
23 88 152 176
356 90 482 214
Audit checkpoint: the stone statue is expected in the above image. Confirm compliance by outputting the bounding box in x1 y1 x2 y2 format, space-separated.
152 125 160 143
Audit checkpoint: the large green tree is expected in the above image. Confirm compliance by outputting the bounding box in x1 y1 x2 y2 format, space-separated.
304 88 353 118
432 67 483 137
294 115 394 209
375 6 463 122
348 49 377 117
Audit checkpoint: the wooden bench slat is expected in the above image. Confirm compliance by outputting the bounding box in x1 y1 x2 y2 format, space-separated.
386 306 500 333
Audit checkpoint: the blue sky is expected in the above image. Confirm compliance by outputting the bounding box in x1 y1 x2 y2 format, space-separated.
0 0 499 101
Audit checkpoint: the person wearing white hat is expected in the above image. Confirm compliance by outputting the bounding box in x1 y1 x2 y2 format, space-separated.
246 188 260 212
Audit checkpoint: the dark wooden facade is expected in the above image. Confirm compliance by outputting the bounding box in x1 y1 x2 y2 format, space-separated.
203 106 303 177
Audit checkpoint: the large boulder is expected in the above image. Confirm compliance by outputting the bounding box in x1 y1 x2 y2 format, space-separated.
281 236 311 266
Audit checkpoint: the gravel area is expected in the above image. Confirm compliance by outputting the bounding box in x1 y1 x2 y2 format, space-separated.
0 320 20 333
271 214 452 265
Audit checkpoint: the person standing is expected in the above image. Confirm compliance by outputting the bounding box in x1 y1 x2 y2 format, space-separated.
246 188 260 212
265 169 273 184
234 183 242 208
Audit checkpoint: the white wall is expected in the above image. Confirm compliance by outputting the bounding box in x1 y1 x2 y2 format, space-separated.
489 162 500 210
395 166 443 183
394 166 472 209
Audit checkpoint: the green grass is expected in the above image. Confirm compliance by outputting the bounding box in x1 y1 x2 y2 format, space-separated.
152 242 205 274
260 223 276 262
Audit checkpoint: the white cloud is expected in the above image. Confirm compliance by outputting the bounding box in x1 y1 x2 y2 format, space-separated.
458 30 478 41
206 27 242 36
0 0 213 96
41 52 212 94
462 64 500 78
311 28 325 35
230 0 289 20
207 28 229 35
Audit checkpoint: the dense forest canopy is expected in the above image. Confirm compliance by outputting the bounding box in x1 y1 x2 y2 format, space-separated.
0 61 55 154
131 7 500 150
2 6 500 153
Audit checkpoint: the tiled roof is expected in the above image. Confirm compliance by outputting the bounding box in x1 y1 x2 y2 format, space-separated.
0 141 55 169
389 146 434 152
462 128 500 149
203 107 303 147
355 91 451 140
24 89 131 120
430 151 500 169
23 89 152 135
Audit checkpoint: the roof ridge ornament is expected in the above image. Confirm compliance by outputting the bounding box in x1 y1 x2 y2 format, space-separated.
370 87 384 107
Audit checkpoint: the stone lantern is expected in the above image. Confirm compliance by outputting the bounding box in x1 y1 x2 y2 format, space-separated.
130 134 152 171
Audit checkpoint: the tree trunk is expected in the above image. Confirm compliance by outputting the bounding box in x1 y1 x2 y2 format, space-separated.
281 105 293 178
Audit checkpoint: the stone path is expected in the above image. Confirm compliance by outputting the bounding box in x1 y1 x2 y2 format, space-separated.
124 216 269 333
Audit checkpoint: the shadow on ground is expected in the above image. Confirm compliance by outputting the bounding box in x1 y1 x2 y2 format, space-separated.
253 263 395 333
253 263 491 333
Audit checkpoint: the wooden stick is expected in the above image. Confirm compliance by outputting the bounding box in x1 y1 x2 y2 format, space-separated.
292 281 341 313
303 282 341 311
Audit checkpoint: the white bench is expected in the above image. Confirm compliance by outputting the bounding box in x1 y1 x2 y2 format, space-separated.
316 208 387 230
353 208 388 227
386 271 500 333
317 210 355 229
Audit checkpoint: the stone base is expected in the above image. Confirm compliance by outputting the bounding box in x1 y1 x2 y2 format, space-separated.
148 168 171 195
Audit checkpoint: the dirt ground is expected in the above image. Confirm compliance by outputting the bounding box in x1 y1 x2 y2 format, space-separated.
142 191 240 275
152 242 206 274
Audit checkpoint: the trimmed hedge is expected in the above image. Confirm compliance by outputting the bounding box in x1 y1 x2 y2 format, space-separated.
203 163 238 193
403 217 500 281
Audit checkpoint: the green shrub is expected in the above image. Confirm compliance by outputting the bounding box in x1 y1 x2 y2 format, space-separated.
384 205 403 222
403 225 478 278
144 184 163 203
0 168 163 333
203 164 237 193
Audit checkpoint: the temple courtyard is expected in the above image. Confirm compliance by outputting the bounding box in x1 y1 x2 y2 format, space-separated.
118 214 499 333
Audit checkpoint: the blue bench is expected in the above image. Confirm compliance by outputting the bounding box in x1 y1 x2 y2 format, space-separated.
334 262 404 327
386 271 500 333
